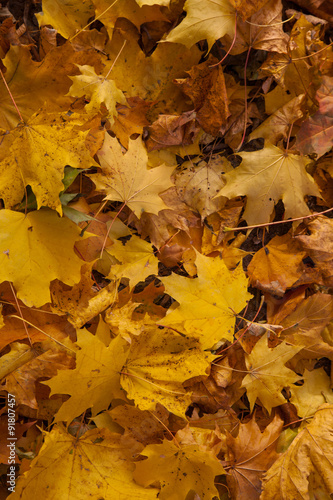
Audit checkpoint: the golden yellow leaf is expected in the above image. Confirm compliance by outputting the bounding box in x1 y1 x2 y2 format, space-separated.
247 233 306 296
290 368 333 418
36 0 94 39
105 28 201 117
261 404 333 499
68 65 126 124
10 426 159 500
105 301 153 341
91 134 174 217
0 111 98 213
241 333 302 413
92 0 167 35
159 251 252 349
44 329 130 423
106 235 159 287
249 94 305 144
121 328 215 418
165 0 235 50
133 437 225 500
216 142 321 225
0 209 88 307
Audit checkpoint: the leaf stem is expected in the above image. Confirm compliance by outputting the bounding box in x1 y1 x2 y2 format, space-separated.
0 69 23 123
223 206 333 232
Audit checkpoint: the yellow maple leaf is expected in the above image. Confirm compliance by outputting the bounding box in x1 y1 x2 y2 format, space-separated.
106 235 159 287
290 368 333 418
216 142 321 225
68 65 126 124
241 333 302 413
105 301 152 342
0 111 98 213
36 0 94 39
44 329 130 424
10 426 159 500
133 437 225 500
92 0 167 36
90 134 174 217
261 404 333 499
121 328 215 418
159 251 252 349
165 0 235 51
0 209 89 307
105 28 201 118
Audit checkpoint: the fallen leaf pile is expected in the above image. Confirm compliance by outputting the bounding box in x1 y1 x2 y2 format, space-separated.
0 0 333 499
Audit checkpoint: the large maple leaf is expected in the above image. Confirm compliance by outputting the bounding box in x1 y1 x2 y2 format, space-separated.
0 209 89 307
133 437 225 500
0 111 98 213
44 329 130 424
165 0 236 51
121 328 215 418
261 404 333 499
90 134 174 217
216 142 321 225
36 0 94 39
10 426 159 500
159 251 252 349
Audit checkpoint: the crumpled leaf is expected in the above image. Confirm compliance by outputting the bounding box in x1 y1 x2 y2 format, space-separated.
0 111 98 213
296 76 333 158
241 333 302 413
159 251 252 349
295 216 333 288
223 0 288 54
174 56 230 135
228 0 269 19
165 0 235 51
224 415 283 500
261 404 333 499
133 436 225 500
279 293 333 358
145 111 200 151
90 134 174 217
216 142 321 225
0 209 89 307
10 426 159 500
